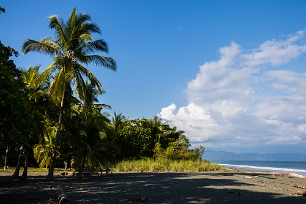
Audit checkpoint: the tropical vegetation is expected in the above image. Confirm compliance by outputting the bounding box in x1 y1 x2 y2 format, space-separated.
114 158 222 172
0 7 220 180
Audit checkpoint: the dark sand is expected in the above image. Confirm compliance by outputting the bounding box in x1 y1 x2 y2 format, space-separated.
1 169 306 203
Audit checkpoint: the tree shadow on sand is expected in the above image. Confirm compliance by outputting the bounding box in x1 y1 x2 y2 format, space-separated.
0 172 305 203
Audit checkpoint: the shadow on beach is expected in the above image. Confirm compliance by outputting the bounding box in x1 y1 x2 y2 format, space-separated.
0 172 305 203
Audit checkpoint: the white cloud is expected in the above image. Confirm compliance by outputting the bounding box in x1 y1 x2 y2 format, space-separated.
159 30 306 151
266 70 306 95
187 43 255 104
159 103 220 142
243 31 306 66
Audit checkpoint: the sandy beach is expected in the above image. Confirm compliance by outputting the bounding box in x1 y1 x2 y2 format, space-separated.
0 169 306 203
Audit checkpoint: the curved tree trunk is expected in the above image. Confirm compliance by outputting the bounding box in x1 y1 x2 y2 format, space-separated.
21 151 28 179
12 145 23 178
4 146 9 170
47 84 66 180
47 107 63 179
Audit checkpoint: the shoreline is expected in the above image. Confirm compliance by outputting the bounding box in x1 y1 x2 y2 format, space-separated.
0 169 306 203
216 160 306 176
220 164 306 178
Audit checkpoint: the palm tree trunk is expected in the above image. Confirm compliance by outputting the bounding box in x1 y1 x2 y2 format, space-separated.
64 160 68 171
47 85 66 180
4 146 9 170
12 145 23 178
21 151 28 179
78 158 83 179
78 152 87 179
47 107 63 179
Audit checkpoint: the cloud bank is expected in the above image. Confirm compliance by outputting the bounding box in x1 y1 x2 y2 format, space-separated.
159 31 306 152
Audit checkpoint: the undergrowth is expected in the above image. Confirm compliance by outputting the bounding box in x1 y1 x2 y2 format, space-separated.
113 158 223 172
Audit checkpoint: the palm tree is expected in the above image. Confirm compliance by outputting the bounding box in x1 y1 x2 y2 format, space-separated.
150 116 163 159
22 8 116 179
112 112 126 134
69 83 115 178
33 122 56 169
16 66 48 179
21 66 48 102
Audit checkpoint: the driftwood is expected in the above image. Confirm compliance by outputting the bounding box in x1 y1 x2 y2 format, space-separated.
57 188 69 204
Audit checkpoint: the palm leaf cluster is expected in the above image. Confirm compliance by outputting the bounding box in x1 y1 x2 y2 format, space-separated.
21 7 116 179
22 7 116 105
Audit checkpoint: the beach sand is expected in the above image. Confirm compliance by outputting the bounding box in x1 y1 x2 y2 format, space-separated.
0 169 306 203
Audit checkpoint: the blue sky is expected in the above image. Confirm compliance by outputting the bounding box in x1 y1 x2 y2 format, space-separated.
2 0 306 153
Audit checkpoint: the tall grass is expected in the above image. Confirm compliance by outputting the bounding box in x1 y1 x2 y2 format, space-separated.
113 158 224 172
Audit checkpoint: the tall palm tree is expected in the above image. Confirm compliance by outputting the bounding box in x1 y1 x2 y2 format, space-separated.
22 8 116 179
70 82 115 178
16 66 48 179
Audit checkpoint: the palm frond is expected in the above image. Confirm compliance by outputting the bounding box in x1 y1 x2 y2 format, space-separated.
94 104 111 109
39 61 58 80
81 55 116 70
75 13 92 28
83 82 104 106
79 33 92 41
22 39 61 56
77 63 104 92
22 66 40 87
79 39 109 54
49 67 66 103
80 22 101 35
74 69 88 105
48 15 67 43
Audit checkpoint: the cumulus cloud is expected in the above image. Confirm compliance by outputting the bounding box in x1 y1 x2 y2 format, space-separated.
159 30 306 151
266 70 306 95
243 31 306 66
159 103 220 142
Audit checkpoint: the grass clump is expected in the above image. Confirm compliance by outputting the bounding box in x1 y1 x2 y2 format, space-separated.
113 158 224 173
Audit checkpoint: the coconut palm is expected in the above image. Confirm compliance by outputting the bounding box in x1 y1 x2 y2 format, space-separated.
22 7 116 179
150 116 164 159
72 83 117 178
21 66 48 102
33 122 56 169
112 112 126 134
64 96 116 178
79 81 111 112
16 66 48 179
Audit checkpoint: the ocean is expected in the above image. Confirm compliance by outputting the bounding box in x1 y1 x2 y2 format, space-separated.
214 160 306 176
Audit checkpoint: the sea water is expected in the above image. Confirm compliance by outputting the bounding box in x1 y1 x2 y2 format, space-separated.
215 160 306 176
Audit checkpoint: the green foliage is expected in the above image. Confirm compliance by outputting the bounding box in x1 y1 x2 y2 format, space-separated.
116 116 205 162
57 101 119 176
0 41 34 164
0 42 22 134
114 158 223 172
117 119 155 159
33 118 56 168
20 65 55 171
